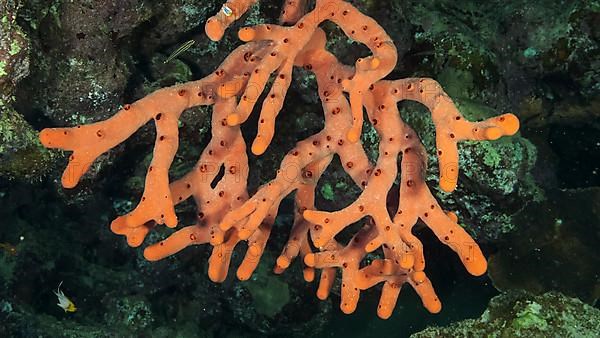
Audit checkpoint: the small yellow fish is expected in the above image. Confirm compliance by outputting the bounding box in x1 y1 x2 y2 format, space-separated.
0 243 17 256
54 281 77 313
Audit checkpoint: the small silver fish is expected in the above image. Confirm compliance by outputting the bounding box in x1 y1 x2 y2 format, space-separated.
164 40 196 64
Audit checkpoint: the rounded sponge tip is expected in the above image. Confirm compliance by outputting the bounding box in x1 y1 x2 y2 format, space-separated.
143 246 165 262
439 176 458 193
464 253 488 276
499 113 520 135
276 255 291 269
304 253 316 267
205 19 225 41
251 137 269 155
39 129 56 147
238 27 256 42
424 298 442 314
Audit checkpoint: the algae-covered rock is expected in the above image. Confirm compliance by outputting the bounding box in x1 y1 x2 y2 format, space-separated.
411 291 600 338
0 107 54 181
221 250 331 335
17 0 152 125
392 0 599 105
102 295 155 332
245 259 291 318
0 0 54 181
0 308 118 338
0 0 29 92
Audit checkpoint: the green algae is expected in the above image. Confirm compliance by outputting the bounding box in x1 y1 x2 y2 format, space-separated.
0 61 6 77
0 106 55 181
244 259 290 318
320 183 335 201
412 291 600 338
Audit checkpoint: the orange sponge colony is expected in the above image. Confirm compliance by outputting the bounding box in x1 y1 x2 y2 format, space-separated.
40 0 520 319
205 0 257 41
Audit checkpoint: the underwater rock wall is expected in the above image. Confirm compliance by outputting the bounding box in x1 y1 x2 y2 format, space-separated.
411 291 600 338
0 0 54 182
0 0 598 337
